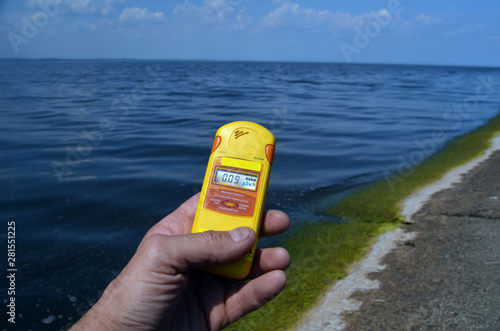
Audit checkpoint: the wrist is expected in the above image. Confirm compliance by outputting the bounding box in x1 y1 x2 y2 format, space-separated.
70 279 124 331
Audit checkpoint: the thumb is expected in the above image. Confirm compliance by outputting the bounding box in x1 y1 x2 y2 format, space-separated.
177 227 256 269
139 227 256 275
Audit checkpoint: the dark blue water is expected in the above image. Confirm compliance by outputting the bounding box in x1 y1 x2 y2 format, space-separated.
1 60 499 330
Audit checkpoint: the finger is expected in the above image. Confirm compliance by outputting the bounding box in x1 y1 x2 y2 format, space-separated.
139 227 257 275
223 270 287 326
223 247 290 286
247 247 290 279
259 210 290 238
147 193 201 237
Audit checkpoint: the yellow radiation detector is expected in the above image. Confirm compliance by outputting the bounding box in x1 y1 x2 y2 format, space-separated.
191 121 275 279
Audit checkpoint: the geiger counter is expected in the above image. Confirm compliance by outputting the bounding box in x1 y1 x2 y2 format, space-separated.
191 121 275 279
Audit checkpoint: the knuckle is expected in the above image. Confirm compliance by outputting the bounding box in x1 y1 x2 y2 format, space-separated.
203 230 225 247
140 234 166 262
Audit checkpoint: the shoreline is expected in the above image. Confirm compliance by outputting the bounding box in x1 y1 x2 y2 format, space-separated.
294 132 500 330
226 113 500 331
402 134 500 222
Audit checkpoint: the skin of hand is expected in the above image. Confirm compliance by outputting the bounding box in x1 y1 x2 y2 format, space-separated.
70 193 290 331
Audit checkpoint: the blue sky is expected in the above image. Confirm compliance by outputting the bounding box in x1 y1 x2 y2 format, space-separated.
1 0 499 66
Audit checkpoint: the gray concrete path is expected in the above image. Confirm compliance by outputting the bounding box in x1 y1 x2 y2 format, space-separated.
341 150 500 330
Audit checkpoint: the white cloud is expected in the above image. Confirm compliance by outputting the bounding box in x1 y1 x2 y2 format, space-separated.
173 0 251 29
67 0 92 12
28 0 125 16
259 2 400 31
234 8 251 30
415 14 442 25
101 0 126 16
444 22 485 37
119 7 165 22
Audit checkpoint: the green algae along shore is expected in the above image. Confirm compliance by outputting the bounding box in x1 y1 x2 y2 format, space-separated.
226 112 500 331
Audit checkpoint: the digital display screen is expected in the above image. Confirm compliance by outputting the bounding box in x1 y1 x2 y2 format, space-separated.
214 168 258 191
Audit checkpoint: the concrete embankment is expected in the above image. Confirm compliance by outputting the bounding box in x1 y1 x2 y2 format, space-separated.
297 136 500 330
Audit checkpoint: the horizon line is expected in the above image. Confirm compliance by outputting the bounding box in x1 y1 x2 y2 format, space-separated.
0 57 498 69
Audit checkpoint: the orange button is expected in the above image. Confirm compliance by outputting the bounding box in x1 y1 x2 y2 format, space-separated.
265 144 275 165
222 200 238 208
211 135 222 154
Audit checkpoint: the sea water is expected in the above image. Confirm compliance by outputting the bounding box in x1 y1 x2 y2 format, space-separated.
1 59 499 329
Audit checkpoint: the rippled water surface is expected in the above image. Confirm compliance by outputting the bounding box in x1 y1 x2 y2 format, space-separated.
1 60 500 329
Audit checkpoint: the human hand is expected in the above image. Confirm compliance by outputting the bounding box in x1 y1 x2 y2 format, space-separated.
71 193 290 330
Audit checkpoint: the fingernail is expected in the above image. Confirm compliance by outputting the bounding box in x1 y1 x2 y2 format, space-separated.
229 227 252 242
